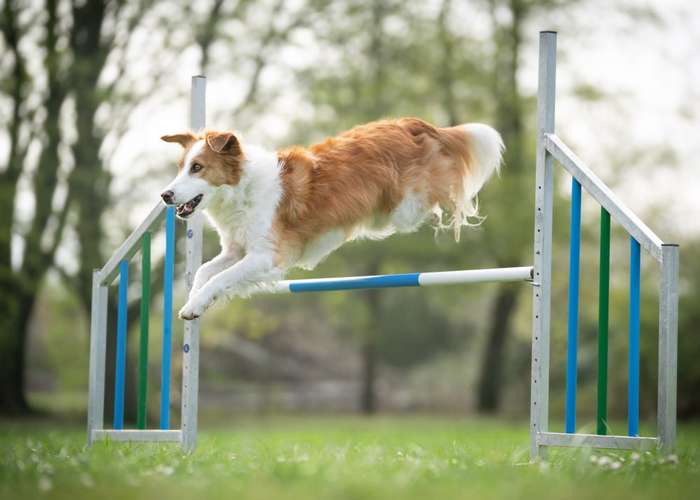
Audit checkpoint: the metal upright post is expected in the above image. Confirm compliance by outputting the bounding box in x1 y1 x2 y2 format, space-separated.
181 75 206 452
87 271 109 445
658 244 679 454
530 30 557 460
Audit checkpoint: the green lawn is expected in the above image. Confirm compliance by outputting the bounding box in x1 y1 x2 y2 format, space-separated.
1 417 698 500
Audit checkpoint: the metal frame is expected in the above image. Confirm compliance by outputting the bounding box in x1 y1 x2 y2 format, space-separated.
181 75 206 452
87 33 679 457
530 30 679 459
87 76 207 450
530 29 557 460
544 134 663 261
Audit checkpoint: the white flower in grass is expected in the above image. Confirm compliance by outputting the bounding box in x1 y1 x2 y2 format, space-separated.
37 462 54 475
610 461 622 470
125 476 140 487
80 473 95 488
665 454 679 465
155 464 174 476
630 452 641 462
38 476 52 493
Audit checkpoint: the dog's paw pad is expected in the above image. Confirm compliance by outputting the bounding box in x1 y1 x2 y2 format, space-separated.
178 303 203 321
178 310 199 321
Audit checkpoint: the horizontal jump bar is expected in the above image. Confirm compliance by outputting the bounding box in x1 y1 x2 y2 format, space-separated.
91 429 182 442
270 266 533 294
537 431 657 451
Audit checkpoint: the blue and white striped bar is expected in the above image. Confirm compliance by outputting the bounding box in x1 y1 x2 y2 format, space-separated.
269 266 533 294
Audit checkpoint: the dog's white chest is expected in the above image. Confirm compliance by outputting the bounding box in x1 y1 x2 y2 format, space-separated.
204 194 256 248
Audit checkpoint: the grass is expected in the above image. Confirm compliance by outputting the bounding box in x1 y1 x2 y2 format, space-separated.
1 416 699 500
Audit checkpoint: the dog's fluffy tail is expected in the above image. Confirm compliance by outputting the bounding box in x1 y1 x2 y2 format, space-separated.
437 123 504 241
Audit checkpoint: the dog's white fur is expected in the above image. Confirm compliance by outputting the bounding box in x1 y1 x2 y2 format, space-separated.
161 122 503 320
164 144 286 319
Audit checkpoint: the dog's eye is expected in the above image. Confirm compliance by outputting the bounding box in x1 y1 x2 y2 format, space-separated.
190 163 203 173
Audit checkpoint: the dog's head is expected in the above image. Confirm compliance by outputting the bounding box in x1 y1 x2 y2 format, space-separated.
159 130 244 218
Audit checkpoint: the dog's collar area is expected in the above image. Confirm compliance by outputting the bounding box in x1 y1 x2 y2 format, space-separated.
176 194 203 218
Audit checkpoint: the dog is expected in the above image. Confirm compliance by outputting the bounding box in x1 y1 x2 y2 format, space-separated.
160 118 503 320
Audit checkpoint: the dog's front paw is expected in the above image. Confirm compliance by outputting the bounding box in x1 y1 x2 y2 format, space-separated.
178 295 210 321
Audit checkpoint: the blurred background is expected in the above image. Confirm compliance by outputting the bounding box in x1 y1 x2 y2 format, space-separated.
0 0 698 433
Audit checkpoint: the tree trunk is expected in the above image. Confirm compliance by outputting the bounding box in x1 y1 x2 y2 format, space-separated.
476 284 519 412
0 284 37 415
473 0 528 413
359 258 381 415
360 336 377 414
0 315 28 413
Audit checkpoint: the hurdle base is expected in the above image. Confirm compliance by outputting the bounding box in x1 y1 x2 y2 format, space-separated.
91 429 182 443
537 431 657 451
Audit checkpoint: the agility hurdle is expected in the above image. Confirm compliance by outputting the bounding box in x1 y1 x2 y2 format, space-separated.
530 31 678 458
87 32 678 458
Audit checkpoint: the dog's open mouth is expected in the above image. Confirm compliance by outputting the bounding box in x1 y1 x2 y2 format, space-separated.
176 194 203 218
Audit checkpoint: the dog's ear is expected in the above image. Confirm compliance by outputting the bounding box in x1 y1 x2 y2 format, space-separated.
206 131 240 154
161 132 196 148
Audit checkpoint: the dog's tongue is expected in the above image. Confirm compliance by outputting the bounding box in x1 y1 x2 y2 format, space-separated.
176 201 194 217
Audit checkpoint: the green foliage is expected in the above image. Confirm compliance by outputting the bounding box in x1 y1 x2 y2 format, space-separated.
1 418 698 500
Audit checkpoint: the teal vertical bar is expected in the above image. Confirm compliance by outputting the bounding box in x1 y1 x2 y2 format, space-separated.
597 208 611 435
565 178 581 433
629 237 641 436
137 232 151 429
160 207 175 429
113 259 128 430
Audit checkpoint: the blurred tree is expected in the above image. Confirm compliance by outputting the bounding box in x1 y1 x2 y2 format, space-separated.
287 0 584 414
0 0 332 417
0 0 173 415
473 0 580 413
472 0 533 413
0 0 68 413
288 0 491 413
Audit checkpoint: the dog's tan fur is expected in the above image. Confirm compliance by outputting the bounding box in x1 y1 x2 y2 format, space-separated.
273 118 477 265
165 118 479 266
162 131 244 186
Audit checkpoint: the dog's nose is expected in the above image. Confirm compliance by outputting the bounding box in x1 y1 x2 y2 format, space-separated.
161 190 174 205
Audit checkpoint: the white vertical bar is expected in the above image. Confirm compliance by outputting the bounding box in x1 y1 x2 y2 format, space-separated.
658 244 679 454
87 271 108 445
530 30 556 461
181 75 205 452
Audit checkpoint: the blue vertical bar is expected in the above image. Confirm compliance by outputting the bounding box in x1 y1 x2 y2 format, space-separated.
629 237 641 436
160 206 175 429
113 259 128 430
565 178 582 434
